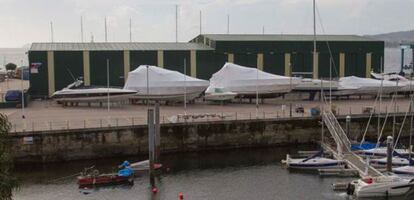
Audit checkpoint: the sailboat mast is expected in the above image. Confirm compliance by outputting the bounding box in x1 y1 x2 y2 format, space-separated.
410 77 413 160
378 57 383 140
313 0 317 80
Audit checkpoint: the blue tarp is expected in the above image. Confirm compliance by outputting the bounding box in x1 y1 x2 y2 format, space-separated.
351 142 377 151
118 167 134 177
5 90 22 102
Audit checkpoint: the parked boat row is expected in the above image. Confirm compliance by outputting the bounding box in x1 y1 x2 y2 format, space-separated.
51 63 414 105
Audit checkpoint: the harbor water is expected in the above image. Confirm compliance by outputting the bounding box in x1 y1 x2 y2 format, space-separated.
13 145 414 200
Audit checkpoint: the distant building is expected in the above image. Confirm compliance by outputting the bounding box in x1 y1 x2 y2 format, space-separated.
28 34 384 97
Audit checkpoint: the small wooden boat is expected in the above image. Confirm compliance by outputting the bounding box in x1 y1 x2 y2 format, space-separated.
77 166 134 188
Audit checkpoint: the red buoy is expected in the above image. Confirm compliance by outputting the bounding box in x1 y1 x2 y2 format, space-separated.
179 192 184 200
152 187 158 194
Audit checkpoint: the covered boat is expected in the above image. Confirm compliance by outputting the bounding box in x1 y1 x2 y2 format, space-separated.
331 76 401 96
371 72 414 93
209 63 301 98
124 65 209 102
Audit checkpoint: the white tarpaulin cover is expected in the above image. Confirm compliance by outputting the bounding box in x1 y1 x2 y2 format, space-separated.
209 62 301 94
124 65 209 95
339 76 399 88
339 76 402 94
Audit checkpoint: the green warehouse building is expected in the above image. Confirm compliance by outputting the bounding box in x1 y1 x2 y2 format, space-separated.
28 34 384 98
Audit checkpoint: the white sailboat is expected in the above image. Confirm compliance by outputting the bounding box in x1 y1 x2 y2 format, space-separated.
393 165 414 175
370 156 411 168
352 176 414 197
283 152 345 170
282 0 344 170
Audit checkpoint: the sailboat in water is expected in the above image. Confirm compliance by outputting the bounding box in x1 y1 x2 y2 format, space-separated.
281 0 345 170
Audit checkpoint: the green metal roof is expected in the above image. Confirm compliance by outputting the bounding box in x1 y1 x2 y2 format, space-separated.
29 42 214 51
200 34 381 42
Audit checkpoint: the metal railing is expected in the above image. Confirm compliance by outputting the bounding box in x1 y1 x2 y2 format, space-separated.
10 110 312 133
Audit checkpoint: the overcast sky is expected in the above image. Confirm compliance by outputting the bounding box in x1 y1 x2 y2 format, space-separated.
0 0 413 47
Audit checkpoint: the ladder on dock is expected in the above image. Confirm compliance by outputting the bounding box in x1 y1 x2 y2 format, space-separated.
321 109 383 177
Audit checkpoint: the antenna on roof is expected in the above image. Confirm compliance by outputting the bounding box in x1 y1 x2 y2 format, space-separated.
80 16 84 43
262 26 265 35
91 32 94 43
81 16 84 43
129 17 132 42
227 14 230 34
105 17 108 42
199 10 202 35
175 5 178 42
50 21 54 43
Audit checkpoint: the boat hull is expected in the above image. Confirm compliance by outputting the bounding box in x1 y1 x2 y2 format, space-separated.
204 93 237 101
130 91 202 102
286 157 346 170
354 178 414 197
393 166 414 175
77 174 134 188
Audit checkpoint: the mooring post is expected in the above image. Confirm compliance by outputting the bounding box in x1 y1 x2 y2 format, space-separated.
386 136 393 172
148 108 155 187
154 101 161 163
346 115 351 138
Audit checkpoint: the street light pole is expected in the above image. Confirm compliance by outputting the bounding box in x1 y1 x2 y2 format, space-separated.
184 58 187 116
256 66 259 119
106 59 110 125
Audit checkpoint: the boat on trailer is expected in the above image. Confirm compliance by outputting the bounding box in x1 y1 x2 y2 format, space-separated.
204 87 237 102
52 79 137 103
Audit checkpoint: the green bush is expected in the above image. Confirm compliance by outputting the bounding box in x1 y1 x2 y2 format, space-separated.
0 113 18 200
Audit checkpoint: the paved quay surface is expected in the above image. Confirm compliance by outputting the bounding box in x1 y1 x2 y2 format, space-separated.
3 95 412 133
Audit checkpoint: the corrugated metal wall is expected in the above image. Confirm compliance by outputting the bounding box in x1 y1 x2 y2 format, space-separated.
234 53 257 68
89 51 124 87
164 51 191 75
54 51 83 91
28 51 48 97
28 39 384 97
130 51 157 71
319 53 340 78
263 52 284 75
196 51 227 80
